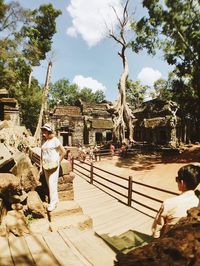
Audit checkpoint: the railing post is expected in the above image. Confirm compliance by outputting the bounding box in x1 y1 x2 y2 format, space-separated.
128 176 133 206
90 162 93 184
71 157 74 171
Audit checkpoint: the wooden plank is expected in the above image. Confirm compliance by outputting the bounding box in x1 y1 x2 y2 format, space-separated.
108 216 152 237
74 190 105 199
8 234 35 266
74 175 154 236
24 234 60 266
0 237 14 266
96 210 152 236
42 231 91 266
76 197 117 208
91 204 121 217
94 207 134 229
133 219 153 235
60 229 115 266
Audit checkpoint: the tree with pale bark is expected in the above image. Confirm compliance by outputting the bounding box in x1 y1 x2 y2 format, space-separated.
108 0 134 143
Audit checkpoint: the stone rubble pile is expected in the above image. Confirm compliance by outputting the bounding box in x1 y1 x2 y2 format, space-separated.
0 120 76 236
0 120 37 153
115 207 200 266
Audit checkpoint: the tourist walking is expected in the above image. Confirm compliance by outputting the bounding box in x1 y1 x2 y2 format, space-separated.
41 123 66 212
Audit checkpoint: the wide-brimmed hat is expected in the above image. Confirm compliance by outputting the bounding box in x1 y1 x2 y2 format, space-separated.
41 123 53 132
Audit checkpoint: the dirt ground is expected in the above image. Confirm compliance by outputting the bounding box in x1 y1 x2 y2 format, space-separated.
94 144 200 193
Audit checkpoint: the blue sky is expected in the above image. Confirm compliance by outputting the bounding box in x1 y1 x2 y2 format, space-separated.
16 0 173 101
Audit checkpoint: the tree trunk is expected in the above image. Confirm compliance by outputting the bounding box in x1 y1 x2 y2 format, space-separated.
112 52 133 142
108 0 133 143
34 61 52 142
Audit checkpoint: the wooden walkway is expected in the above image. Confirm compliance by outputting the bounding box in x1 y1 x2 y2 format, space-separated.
73 175 154 237
0 175 154 266
0 228 116 266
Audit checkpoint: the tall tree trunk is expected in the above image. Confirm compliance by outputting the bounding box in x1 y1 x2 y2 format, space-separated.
34 61 52 142
108 0 134 143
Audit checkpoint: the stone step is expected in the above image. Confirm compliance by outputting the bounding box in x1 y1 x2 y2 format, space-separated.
58 190 74 201
29 218 51 234
59 227 116 266
49 200 83 220
49 213 93 232
29 212 93 234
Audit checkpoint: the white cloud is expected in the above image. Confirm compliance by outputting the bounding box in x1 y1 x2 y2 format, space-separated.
137 67 162 87
66 0 123 47
66 26 77 37
73 75 107 92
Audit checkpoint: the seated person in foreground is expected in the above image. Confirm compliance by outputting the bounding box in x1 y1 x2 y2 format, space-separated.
152 164 200 238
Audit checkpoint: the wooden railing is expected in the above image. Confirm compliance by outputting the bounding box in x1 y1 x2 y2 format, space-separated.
94 145 180 161
29 147 179 219
72 159 179 218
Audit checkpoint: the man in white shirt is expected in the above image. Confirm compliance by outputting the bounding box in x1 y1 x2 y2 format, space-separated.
152 164 200 238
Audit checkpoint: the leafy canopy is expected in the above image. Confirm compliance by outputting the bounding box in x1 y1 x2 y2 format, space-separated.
0 0 61 132
132 0 200 123
48 79 106 108
126 80 148 109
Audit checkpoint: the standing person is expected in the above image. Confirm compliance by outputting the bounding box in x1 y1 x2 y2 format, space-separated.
66 149 73 166
89 146 94 162
152 164 200 238
120 143 127 158
109 143 115 159
41 123 66 212
93 144 99 161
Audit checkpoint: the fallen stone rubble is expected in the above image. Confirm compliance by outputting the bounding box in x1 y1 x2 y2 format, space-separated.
115 207 200 266
0 120 75 236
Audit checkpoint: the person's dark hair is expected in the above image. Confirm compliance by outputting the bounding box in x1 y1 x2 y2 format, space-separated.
177 164 200 190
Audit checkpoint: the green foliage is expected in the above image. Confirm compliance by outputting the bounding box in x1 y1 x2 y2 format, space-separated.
78 87 105 103
0 0 61 132
48 79 79 107
151 78 173 101
18 79 42 134
22 4 61 65
92 90 106 103
126 80 148 108
133 0 200 136
26 213 39 223
48 79 106 108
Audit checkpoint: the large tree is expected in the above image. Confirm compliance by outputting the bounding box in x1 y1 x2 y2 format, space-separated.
151 78 173 101
48 79 79 108
48 79 106 108
0 0 61 132
132 0 200 140
126 79 148 109
108 0 134 142
78 88 106 103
